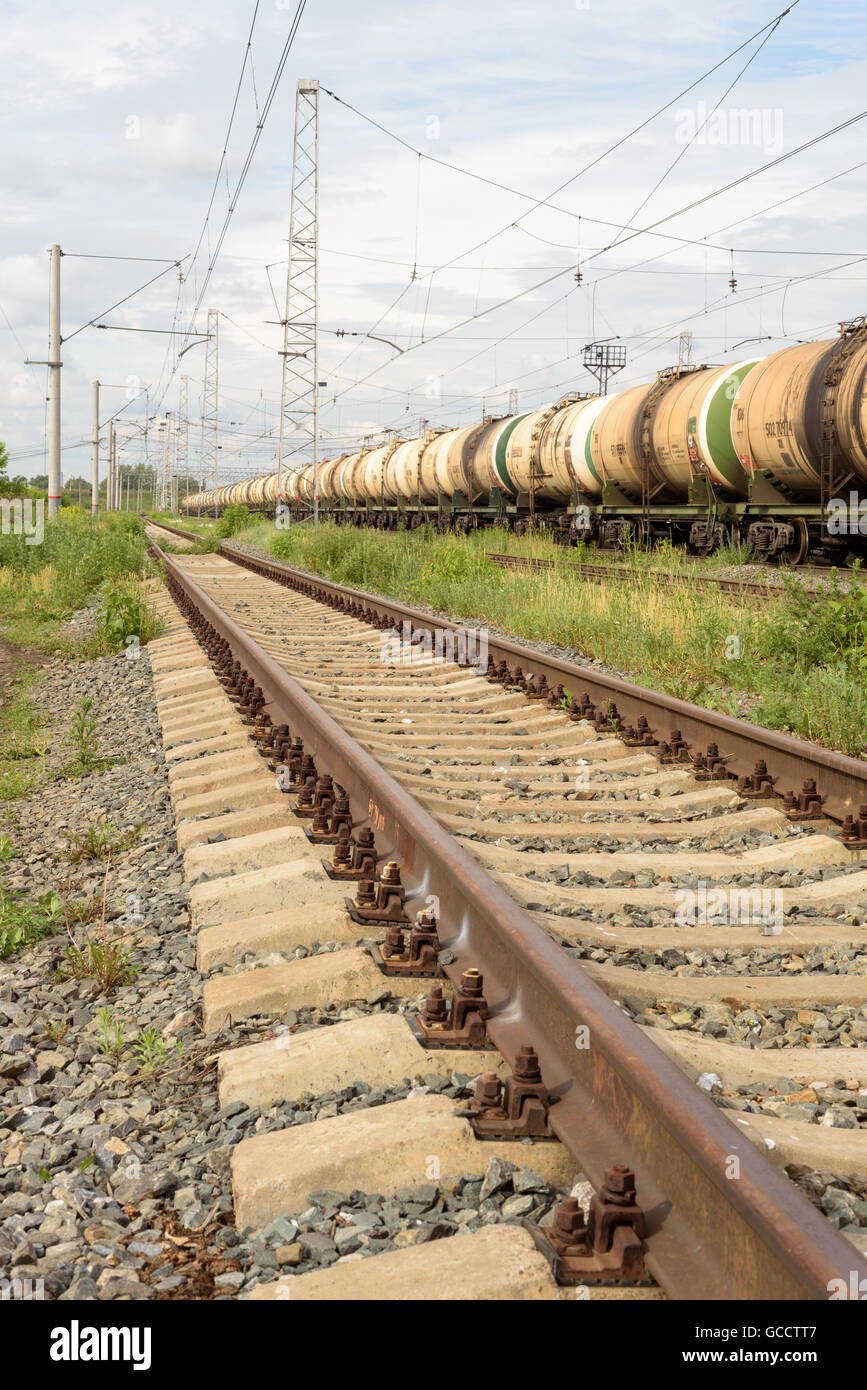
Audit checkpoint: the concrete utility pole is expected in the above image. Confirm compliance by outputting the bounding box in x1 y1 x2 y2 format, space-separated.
91 381 100 516
107 422 115 511
47 245 62 519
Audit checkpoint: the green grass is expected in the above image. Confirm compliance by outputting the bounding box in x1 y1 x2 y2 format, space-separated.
0 687 50 800
0 882 63 957
199 517 867 758
65 820 143 864
0 511 163 654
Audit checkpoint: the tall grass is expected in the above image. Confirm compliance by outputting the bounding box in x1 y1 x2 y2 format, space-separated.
0 512 160 651
259 521 867 757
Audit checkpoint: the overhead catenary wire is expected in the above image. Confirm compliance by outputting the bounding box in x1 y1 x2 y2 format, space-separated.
62 260 186 344
603 10 789 252
326 102 867 411
166 0 308 373
321 2 802 256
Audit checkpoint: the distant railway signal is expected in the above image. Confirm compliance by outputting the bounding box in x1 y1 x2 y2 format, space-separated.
582 341 626 396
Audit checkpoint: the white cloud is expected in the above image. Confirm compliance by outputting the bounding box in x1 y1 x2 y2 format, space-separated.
3 0 867 478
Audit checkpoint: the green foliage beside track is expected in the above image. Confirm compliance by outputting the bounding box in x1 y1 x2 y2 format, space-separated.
181 515 867 758
0 512 163 653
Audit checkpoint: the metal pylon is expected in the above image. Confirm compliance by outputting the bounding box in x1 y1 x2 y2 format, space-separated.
200 308 220 512
278 78 320 521
178 375 190 507
155 414 172 510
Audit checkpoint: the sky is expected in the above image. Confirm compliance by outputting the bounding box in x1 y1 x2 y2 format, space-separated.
2 0 867 485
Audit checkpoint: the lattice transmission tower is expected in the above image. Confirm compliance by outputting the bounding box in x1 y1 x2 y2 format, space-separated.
278 79 320 522
155 413 172 511
177 375 190 507
200 308 220 513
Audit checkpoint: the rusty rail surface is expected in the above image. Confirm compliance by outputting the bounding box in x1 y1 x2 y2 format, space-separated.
146 519 867 830
152 534 867 1301
193 536 866 831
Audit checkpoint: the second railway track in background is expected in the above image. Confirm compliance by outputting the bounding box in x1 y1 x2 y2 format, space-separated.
485 550 827 598
145 521 867 1300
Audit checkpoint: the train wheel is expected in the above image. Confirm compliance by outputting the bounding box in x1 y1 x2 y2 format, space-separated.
776 519 809 567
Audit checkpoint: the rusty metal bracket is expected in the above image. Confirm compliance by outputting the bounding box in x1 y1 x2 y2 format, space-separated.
657 728 691 763
525 673 551 701
463 1044 558 1139
408 969 489 1049
323 825 379 881
782 779 826 822
304 794 353 844
621 715 658 748
524 1166 653 1286
737 759 778 798
345 860 408 924
691 743 732 781
839 803 867 849
371 907 442 977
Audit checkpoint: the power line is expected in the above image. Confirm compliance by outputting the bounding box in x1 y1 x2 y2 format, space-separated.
321 5 803 265
63 260 185 343
182 0 263 307
603 11 788 252
326 104 867 408
170 0 308 368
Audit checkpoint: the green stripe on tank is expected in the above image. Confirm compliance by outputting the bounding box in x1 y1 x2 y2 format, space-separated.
495 414 530 491
704 362 758 487
583 425 603 486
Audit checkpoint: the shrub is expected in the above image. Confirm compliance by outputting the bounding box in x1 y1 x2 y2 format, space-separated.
214 503 251 538
89 577 165 655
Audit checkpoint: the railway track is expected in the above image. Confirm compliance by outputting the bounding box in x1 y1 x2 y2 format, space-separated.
485 551 825 599
143 517 867 1300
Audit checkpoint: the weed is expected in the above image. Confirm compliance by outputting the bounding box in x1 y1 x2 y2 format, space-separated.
95 1006 126 1059
58 935 139 991
76 1155 95 1172
711 539 757 567
0 836 13 861
44 1018 70 1045
0 883 63 957
64 697 101 774
132 1026 183 1075
56 857 140 991
57 698 123 779
0 695 49 762
65 820 142 864
213 503 251 539
0 512 152 652
38 1167 51 1183
63 893 104 925
0 766 42 800
88 576 165 656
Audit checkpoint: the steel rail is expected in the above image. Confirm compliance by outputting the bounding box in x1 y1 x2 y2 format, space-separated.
154 535 867 1301
198 537 867 827
145 520 867 823
486 550 821 599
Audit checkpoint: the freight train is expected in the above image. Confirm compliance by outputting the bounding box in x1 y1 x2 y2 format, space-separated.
181 319 867 564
